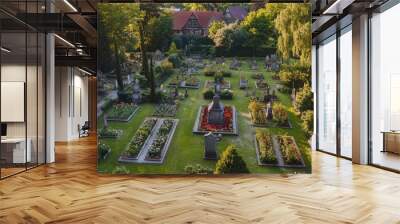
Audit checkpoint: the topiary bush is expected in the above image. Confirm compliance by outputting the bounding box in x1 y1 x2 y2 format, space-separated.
203 89 214 99
273 103 288 125
220 89 233 100
214 145 249 174
295 83 313 114
301 110 313 138
204 68 216 77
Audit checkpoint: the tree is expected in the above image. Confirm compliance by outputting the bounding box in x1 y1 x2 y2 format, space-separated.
242 8 276 56
208 20 226 41
215 145 249 174
167 42 178 55
295 83 313 114
301 110 313 138
274 4 311 65
183 3 207 11
98 4 137 91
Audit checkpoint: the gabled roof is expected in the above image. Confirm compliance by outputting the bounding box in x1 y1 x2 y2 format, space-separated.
173 11 223 30
226 6 247 21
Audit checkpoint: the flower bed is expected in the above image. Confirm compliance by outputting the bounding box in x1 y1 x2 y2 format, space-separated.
146 119 174 160
153 104 178 117
199 106 233 132
168 76 200 88
204 80 231 89
122 118 157 159
98 127 123 139
248 100 267 125
107 103 139 122
277 136 302 165
255 131 277 164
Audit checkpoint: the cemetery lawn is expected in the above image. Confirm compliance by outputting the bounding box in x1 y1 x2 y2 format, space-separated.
97 57 311 174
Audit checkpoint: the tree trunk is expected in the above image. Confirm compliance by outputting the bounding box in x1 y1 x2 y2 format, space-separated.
138 21 156 101
113 42 124 91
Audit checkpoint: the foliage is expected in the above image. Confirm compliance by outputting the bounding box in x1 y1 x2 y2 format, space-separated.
208 20 226 41
107 103 138 120
220 89 234 100
125 119 157 158
168 54 182 68
214 145 249 174
301 110 313 138
147 120 174 159
98 143 111 160
203 89 215 100
160 59 174 76
248 100 266 125
111 166 130 174
242 8 276 55
153 104 178 117
272 103 288 125
278 136 302 165
98 128 122 138
184 164 213 175
256 130 277 164
278 63 310 89
295 83 313 114
220 70 232 77
167 42 179 55
203 68 216 77
274 4 311 65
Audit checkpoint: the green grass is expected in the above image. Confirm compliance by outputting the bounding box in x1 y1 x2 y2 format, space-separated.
97 57 311 174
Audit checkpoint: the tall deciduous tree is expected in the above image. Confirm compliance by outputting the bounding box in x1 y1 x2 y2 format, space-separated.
274 4 311 65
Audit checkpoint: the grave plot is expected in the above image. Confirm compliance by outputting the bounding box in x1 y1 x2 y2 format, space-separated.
106 103 140 122
118 118 157 162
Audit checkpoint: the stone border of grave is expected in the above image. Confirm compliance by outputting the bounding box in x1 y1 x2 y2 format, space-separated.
98 129 123 139
204 80 231 89
254 135 279 167
106 106 140 122
274 135 306 168
144 119 179 164
168 81 201 89
249 110 292 129
118 117 158 162
192 106 238 135
254 135 305 168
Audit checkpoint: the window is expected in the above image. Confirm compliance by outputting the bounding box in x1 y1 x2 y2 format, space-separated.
317 35 337 154
370 3 400 171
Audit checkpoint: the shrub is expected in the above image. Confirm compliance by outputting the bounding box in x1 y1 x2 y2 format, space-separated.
184 164 213 175
168 53 182 68
301 110 313 138
273 103 288 125
117 90 131 103
160 59 174 76
214 145 249 174
220 70 232 77
220 89 233 100
295 83 313 114
248 100 266 125
98 143 111 160
111 166 130 175
203 89 215 99
204 68 216 77
278 70 310 89
255 130 277 164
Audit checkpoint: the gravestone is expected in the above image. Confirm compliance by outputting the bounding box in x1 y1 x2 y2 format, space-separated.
204 132 218 160
132 79 142 104
184 88 188 98
207 95 225 125
266 102 273 120
103 115 109 129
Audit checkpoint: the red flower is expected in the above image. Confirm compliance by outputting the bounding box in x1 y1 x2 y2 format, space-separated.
199 106 233 132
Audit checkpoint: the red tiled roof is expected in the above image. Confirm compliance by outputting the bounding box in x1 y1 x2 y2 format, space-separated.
173 11 223 31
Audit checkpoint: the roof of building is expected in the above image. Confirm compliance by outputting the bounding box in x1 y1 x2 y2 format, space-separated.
172 11 223 30
226 6 247 21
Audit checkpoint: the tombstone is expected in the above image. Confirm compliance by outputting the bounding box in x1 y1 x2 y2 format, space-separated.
207 95 225 125
174 86 179 98
215 82 221 94
103 115 109 129
132 79 142 104
204 132 218 160
266 103 273 120
184 88 189 98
